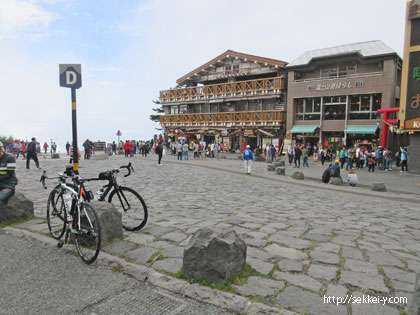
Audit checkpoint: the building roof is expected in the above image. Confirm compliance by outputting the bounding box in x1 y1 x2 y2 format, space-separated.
287 40 398 68
176 50 288 85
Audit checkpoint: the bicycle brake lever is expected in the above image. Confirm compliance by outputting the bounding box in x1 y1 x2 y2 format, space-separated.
40 171 47 189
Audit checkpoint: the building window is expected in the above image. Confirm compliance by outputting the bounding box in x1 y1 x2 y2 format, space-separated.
355 81 363 88
233 64 239 73
201 103 210 113
170 106 179 114
295 97 321 121
179 105 188 114
321 63 357 78
348 94 382 120
308 85 315 91
323 95 346 120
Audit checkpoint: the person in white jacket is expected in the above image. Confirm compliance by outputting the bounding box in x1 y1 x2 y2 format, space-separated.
347 168 358 187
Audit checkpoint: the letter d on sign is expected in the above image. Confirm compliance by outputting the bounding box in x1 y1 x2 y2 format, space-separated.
66 71 77 85
59 64 82 89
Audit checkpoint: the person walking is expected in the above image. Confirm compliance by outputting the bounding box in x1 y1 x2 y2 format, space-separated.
294 145 302 168
123 140 131 158
43 142 49 155
400 147 408 172
183 142 189 160
26 138 40 169
302 146 309 167
243 145 253 175
0 142 18 223
111 141 117 155
266 144 271 163
193 142 199 159
65 141 71 155
177 142 183 160
155 142 163 166
339 147 346 169
287 145 294 166
384 147 393 171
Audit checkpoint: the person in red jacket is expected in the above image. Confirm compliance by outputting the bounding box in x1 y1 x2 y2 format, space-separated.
123 140 131 158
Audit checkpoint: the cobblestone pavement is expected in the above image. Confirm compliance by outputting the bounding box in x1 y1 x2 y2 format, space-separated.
12 152 420 315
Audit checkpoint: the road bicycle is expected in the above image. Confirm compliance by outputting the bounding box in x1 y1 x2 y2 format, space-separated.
90 163 148 231
63 163 148 231
40 171 101 264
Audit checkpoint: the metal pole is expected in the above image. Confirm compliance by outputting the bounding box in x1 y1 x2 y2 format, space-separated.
71 88 79 174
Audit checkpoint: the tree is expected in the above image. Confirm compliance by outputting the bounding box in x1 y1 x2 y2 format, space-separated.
150 100 164 131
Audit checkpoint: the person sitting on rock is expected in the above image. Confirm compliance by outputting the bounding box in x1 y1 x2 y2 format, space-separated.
0 141 18 223
321 164 332 184
347 168 358 187
331 159 342 181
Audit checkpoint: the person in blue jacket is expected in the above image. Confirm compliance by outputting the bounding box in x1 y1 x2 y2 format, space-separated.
243 145 253 175
400 147 408 172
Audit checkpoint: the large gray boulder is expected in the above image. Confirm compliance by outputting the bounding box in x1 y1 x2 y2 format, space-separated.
255 156 266 162
3 192 34 221
292 171 304 180
183 228 247 283
329 177 343 185
275 166 286 176
371 181 386 192
267 164 276 171
91 201 122 244
274 160 286 167
52 153 60 159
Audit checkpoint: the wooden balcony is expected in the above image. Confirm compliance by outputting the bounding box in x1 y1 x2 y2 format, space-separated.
160 110 284 127
160 77 285 103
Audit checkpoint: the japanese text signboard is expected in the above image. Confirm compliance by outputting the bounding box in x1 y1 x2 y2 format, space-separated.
400 1 420 130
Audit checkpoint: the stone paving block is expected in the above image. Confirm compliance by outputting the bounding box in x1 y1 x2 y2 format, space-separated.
340 271 389 293
243 231 268 239
325 284 348 298
358 241 385 252
315 242 340 253
341 246 364 260
14 219 44 228
247 246 278 261
310 251 340 265
102 240 137 256
366 251 405 267
344 258 379 274
267 234 312 250
232 276 285 297
244 238 268 248
304 233 330 242
161 246 184 258
160 231 187 243
265 244 308 261
351 292 400 315
153 258 183 274
307 264 338 281
408 259 420 273
146 226 175 236
239 223 262 230
277 259 304 272
247 257 274 275
125 233 155 245
184 283 248 313
273 271 323 292
125 246 158 264
150 240 173 249
276 286 347 315
383 267 416 284
392 280 415 292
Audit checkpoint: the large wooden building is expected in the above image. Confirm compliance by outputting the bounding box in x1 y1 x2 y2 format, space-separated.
159 50 288 151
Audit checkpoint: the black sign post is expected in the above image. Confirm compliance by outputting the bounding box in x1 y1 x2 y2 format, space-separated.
59 64 82 174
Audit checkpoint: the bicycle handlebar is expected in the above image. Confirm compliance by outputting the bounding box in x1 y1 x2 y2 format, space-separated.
40 171 71 189
120 162 134 177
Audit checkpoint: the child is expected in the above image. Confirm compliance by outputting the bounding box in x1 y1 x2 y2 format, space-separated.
347 168 358 187
367 154 375 172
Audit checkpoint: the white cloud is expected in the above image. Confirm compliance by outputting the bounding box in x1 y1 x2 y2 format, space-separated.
0 0 54 31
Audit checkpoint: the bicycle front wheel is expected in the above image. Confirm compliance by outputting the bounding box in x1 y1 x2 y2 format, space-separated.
46 185 68 240
73 202 101 264
108 187 148 231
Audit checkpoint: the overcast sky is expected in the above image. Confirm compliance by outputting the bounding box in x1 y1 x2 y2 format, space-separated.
0 0 407 150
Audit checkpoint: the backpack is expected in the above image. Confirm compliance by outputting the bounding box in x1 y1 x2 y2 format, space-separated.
27 142 36 153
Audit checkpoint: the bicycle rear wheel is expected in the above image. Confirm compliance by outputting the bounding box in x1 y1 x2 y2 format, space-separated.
108 187 148 231
46 185 68 240
73 202 101 264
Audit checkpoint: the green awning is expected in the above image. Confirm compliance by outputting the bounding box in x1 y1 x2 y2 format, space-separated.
344 125 378 134
289 125 319 133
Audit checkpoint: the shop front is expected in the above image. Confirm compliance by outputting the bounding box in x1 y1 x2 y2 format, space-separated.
344 125 380 147
289 125 320 146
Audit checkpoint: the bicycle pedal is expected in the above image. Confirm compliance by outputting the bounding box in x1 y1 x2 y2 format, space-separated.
57 241 64 248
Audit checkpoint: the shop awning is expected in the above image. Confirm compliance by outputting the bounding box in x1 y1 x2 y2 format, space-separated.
344 125 378 134
289 125 319 133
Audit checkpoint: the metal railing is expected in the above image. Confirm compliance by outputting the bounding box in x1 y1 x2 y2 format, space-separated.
160 110 285 126
160 77 285 103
